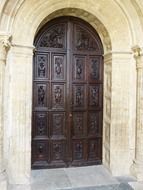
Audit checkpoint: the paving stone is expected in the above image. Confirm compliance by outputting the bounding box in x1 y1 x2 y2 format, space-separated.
65 166 118 188
116 176 137 183
7 166 137 190
129 182 143 190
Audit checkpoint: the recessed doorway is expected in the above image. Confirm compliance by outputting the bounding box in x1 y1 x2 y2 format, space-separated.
32 16 103 169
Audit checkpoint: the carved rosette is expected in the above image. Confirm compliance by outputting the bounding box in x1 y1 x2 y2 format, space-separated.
0 34 11 62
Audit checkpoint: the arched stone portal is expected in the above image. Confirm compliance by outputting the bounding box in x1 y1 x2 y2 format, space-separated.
0 0 143 186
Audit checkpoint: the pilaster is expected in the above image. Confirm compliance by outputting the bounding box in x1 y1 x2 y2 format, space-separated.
0 33 11 190
0 34 11 172
6 44 34 184
109 51 136 176
132 46 143 181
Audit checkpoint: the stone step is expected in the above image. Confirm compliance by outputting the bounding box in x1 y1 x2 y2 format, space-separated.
59 183 133 190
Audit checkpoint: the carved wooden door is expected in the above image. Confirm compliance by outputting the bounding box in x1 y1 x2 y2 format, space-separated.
32 17 103 169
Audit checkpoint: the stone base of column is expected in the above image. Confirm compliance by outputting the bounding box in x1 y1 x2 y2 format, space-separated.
131 159 143 182
0 172 7 190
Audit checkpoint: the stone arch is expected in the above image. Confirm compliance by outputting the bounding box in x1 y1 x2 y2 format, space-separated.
0 0 143 185
1 0 132 51
1 0 143 48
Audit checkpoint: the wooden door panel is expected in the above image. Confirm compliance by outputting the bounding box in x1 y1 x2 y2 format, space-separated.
32 140 49 167
72 112 86 137
88 139 102 162
50 140 66 166
72 56 86 82
33 112 48 137
88 112 102 136
34 82 49 110
74 25 98 51
88 56 102 82
32 17 103 168
50 112 66 138
72 85 86 109
72 140 85 162
38 23 67 49
88 85 102 109
51 84 66 110
52 54 66 81
34 53 50 79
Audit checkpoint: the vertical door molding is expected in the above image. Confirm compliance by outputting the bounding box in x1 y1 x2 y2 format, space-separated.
103 52 112 170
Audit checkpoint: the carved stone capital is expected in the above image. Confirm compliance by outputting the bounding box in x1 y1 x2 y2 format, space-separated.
132 46 143 69
132 46 142 57
0 34 11 62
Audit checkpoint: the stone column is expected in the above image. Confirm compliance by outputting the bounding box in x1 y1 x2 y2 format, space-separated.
108 51 136 176
0 34 11 173
132 46 143 181
0 34 11 190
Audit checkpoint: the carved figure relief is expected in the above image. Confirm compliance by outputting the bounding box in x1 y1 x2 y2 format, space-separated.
76 88 81 105
75 87 82 106
55 86 62 104
76 26 96 50
53 56 65 80
73 114 84 136
53 114 63 135
53 143 63 160
76 59 82 79
52 85 65 109
74 142 83 160
89 114 98 134
73 57 85 81
89 86 99 106
38 86 46 106
76 116 82 131
90 59 99 80
39 24 65 48
55 57 62 75
92 87 98 105
37 114 46 135
38 56 46 77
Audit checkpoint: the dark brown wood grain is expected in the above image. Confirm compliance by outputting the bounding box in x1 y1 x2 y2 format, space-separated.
32 16 103 169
